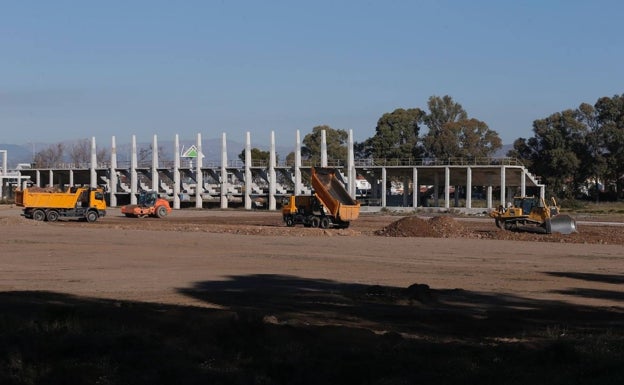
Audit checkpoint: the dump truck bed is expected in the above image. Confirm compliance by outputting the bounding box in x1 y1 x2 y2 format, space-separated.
15 189 85 209
311 168 360 221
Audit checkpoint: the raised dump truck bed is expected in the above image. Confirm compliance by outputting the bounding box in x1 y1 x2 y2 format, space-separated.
282 167 360 229
15 186 107 223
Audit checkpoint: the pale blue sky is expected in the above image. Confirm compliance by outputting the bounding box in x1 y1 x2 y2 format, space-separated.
1 0 622 148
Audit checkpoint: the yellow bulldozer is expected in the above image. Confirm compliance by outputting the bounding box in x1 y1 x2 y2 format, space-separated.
489 196 577 234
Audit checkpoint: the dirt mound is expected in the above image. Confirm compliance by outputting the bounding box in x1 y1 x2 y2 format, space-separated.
375 216 468 238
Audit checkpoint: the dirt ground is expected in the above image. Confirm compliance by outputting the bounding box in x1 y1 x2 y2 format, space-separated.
1 205 622 312
2 205 623 383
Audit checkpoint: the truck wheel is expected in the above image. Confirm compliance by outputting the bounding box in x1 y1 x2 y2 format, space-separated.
33 209 46 222
285 217 294 227
319 217 331 229
156 206 168 218
310 216 320 228
85 211 99 223
46 210 60 222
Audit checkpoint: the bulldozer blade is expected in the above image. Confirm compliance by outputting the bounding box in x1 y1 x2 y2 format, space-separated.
549 214 577 235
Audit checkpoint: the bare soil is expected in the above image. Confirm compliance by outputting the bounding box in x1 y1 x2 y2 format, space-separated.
2 205 624 383
2 206 622 309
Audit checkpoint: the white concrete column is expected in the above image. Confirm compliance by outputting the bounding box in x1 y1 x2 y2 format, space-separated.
444 167 450 209
36 170 41 187
320 129 327 167
195 133 203 208
466 167 472 209
69 169 74 187
220 132 228 209
173 134 181 209
521 168 526 197
486 186 493 209
130 135 138 204
48 169 53 187
412 167 418 208
90 137 97 187
110 136 118 207
500 165 506 207
381 167 387 207
244 132 252 210
151 135 159 192
269 131 277 210
348 129 356 197
294 130 302 195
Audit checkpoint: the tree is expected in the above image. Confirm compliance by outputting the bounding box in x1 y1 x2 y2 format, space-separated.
69 139 91 167
594 94 624 198
422 95 468 158
422 95 501 160
366 108 425 159
33 143 65 168
301 125 349 166
238 148 273 166
446 119 502 159
511 109 589 198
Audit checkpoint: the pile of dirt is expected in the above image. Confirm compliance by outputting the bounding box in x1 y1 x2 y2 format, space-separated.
375 216 468 238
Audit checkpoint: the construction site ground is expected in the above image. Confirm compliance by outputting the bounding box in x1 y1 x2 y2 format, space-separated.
1 205 623 383
2 204 623 309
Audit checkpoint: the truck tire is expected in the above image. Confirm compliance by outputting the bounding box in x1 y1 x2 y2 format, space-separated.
310 216 320 228
156 205 168 218
85 210 99 223
285 217 294 227
33 209 46 222
46 210 60 222
319 217 331 229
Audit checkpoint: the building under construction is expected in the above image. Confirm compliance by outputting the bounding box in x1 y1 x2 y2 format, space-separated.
2 129 545 212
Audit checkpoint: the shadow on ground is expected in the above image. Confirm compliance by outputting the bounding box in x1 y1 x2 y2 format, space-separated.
1 274 624 385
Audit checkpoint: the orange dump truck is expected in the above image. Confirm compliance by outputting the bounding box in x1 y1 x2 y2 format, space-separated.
282 167 360 229
14 186 107 223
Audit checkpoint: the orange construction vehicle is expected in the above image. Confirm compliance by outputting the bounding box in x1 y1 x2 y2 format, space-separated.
121 191 172 218
15 186 107 223
282 167 360 229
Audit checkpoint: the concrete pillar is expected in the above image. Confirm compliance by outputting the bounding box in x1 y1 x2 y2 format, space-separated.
320 129 327 167
69 169 74 187
195 133 203 208
294 130 302 195
110 136 118 207
48 169 53 187
244 132 252 210
130 135 138 204
173 134 181 209
412 167 418 208
466 167 472 209
381 167 387 207
1 150 6 175
486 185 493 209
269 131 277 210
293 130 301 195
500 165 506 207
151 135 159 192
220 132 228 209
444 166 450 209
521 168 526 197
90 137 97 187
348 129 356 197
35 170 41 187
